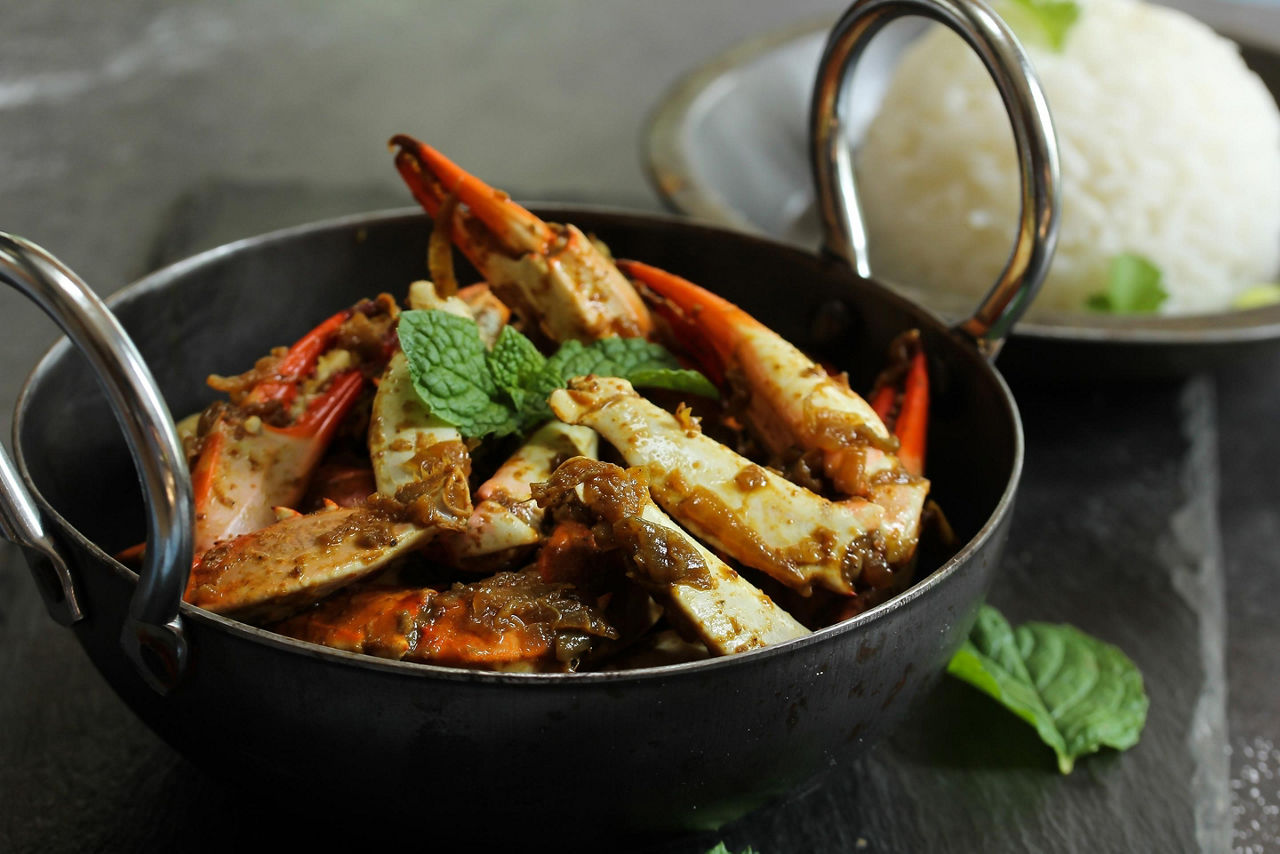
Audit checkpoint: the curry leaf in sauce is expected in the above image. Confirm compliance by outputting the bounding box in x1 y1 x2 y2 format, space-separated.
947 604 1149 773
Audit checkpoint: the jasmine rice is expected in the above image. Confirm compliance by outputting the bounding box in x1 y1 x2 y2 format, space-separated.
856 0 1280 315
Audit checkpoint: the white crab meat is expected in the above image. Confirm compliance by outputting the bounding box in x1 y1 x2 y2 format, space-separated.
549 376 887 595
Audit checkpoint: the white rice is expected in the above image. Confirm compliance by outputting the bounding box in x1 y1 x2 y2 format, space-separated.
856 0 1280 315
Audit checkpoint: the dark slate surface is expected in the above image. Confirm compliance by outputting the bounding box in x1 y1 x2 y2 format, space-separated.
1217 351 1280 854
0 183 1263 853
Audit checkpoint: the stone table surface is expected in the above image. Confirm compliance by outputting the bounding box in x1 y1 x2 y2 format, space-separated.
1 2 1277 852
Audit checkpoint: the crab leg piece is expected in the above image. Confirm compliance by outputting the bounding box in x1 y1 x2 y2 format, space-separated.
184 503 446 623
390 134 652 343
435 421 598 569
274 568 618 672
188 300 397 557
190 371 363 555
368 349 469 499
456 283 511 346
626 260 929 565
185 398 473 623
187 307 476 622
549 377 886 595
370 280 480 497
535 457 810 655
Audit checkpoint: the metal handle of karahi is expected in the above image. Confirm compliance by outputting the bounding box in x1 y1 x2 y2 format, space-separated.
0 234 193 694
810 0 1060 359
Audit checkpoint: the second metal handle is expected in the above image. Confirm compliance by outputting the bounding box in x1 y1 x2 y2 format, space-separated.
810 0 1060 359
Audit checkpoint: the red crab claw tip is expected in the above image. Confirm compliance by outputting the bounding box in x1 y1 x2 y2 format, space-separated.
279 369 365 440
619 259 742 382
894 349 928 477
390 134 551 254
246 308 353 408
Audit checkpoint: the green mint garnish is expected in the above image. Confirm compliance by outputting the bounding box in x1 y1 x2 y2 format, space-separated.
947 604 1149 773
486 324 565 430
545 337 720 401
1085 252 1168 314
1232 283 1280 310
397 309 522 438
998 0 1080 51
398 309 718 439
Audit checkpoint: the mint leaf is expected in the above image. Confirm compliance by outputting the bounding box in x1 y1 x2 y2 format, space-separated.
1086 253 1168 314
627 367 721 399
548 337 719 399
399 310 719 440
997 0 1080 51
703 845 760 854
547 336 680 380
947 604 1148 773
397 310 521 437
486 325 562 424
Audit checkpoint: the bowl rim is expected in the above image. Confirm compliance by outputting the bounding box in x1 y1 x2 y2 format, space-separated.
13 205 1024 686
641 17 1280 347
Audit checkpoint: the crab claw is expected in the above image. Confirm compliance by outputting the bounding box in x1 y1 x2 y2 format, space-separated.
186 298 398 559
625 261 897 487
390 134 652 343
190 368 365 557
623 260 932 568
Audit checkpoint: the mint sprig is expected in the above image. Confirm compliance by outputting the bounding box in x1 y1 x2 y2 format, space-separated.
1086 252 1168 314
398 309 718 439
947 604 1149 774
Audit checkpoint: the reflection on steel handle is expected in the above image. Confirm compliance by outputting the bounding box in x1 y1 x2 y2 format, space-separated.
810 0 1060 359
0 439 84 625
0 234 193 694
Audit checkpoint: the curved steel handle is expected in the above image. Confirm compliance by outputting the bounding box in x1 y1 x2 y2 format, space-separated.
0 234 193 694
810 0 1060 359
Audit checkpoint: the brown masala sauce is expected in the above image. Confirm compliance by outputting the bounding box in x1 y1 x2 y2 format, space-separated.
534 457 714 591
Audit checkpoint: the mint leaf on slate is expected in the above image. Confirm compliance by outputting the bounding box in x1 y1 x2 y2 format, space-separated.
947 604 1149 773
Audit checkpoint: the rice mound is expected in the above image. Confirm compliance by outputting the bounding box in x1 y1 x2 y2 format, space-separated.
856 0 1280 316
